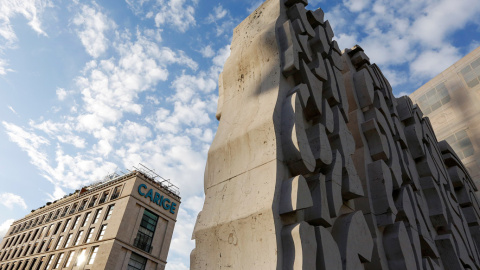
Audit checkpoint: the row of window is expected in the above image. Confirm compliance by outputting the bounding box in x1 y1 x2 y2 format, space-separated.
459 56 480 89
416 82 451 115
445 129 475 159
10 185 122 235
0 246 99 270
1 205 114 259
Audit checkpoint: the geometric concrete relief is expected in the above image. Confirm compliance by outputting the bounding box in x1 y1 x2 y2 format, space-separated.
191 0 480 269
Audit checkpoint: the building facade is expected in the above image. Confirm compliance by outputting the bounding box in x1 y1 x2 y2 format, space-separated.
410 46 480 189
0 171 180 270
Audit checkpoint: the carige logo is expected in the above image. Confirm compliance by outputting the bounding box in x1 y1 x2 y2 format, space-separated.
138 184 177 214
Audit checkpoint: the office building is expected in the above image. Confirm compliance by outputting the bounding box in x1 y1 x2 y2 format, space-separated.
0 170 180 270
410 46 480 189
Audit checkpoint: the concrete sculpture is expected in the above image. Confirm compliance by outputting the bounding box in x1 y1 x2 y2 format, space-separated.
191 0 480 269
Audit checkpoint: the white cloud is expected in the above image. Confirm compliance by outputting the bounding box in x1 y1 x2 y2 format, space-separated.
0 0 50 45
0 58 14 75
0 219 14 241
0 0 51 75
207 4 227 23
247 0 263 13
0 193 27 209
410 46 461 79
7 105 17 115
212 45 231 68
469 40 480 53
343 0 370 12
200 45 215 58
56 88 68 101
47 185 67 201
72 4 116 58
411 0 480 48
154 0 196 32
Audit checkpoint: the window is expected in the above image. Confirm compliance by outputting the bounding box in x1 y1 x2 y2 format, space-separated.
38 226 46 239
64 251 75 267
88 195 98 208
445 129 475 159
78 200 88 211
37 240 46 253
82 212 91 227
18 233 26 244
99 191 109 204
45 238 54 251
72 216 80 230
54 253 64 269
31 228 39 240
29 257 37 270
64 234 73 248
75 249 87 266
93 209 102 224
69 203 78 215
105 205 115 220
46 254 55 269
459 57 480 88
74 231 84 246
52 209 60 220
87 246 99 265
111 186 121 200
30 242 38 255
46 224 54 236
61 206 69 218
127 252 147 270
23 245 31 256
86 228 95 243
53 222 62 235
63 219 71 233
133 209 159 253
35 256 45 270
416 82 450 114
39 215 45 225
45 212 52 223
55 236 64 250
2 238 9 249
97 225 107 241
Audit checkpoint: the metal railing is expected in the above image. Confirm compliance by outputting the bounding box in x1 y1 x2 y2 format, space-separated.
133 234 153 253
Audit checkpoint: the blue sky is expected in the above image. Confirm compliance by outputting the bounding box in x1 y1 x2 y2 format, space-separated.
0 0 479 269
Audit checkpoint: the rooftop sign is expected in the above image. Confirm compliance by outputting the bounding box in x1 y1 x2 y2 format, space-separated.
138 184 177 214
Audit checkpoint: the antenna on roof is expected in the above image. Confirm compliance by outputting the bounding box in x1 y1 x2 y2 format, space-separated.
133 163 180 197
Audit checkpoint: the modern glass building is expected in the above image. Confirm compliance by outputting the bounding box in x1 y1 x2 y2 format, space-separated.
0 171 180 270
410 46 480 189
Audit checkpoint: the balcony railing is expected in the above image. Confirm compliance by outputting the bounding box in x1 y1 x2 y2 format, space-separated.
133 234 153 253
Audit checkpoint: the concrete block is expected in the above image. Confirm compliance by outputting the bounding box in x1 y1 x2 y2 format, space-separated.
280 175 314 215
282 222 317 270
331 211 374 270
314 226 342 270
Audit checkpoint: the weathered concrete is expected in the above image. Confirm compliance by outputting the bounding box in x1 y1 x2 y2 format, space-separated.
192 0 480 269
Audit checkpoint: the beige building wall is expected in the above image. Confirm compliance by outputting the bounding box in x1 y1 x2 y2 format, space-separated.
0 171 180 270
410 46 480 189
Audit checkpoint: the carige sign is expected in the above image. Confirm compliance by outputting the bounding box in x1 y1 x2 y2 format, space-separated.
138 184 177 214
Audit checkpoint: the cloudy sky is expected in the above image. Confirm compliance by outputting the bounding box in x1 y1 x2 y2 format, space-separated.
0 0 479 269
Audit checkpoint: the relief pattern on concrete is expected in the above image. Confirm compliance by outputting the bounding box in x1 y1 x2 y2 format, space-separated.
192 0 480 269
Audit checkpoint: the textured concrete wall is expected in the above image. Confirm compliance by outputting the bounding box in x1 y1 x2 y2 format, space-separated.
192 0 480 269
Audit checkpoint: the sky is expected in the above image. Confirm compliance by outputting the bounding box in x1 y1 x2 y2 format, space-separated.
0 0 479 269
